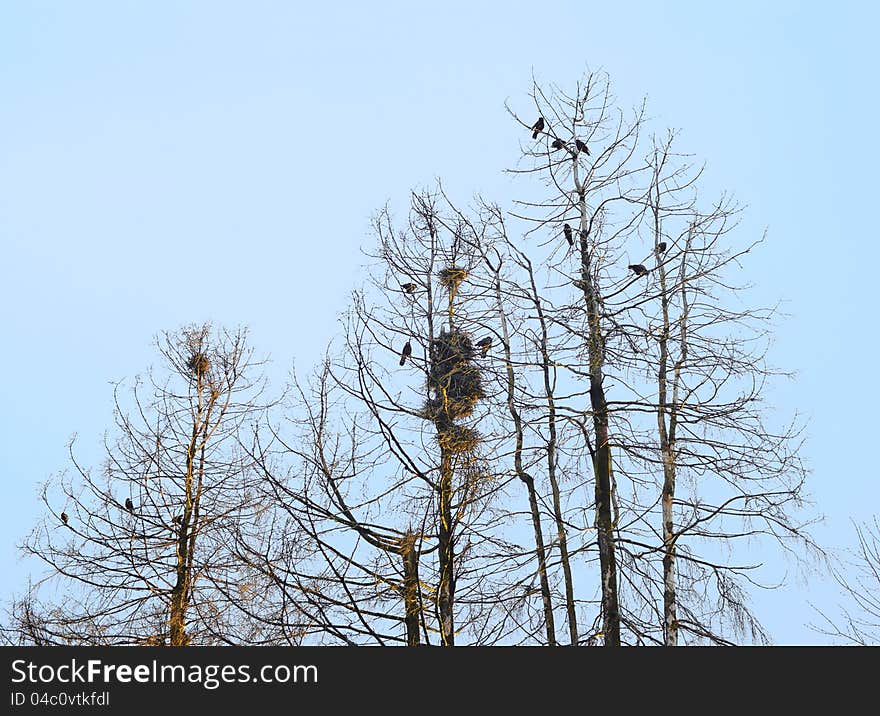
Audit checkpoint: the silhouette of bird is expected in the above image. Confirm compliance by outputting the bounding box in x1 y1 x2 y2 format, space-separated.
60 511 68 525
125 498 134 513
575 139 590 156
477 336 493 356
551 138 565 150
399 340 412 366
563 223 574 246
531 117 545 139
628 264 649 277
172 515 182 524
656 242 667 254
401 282 417 294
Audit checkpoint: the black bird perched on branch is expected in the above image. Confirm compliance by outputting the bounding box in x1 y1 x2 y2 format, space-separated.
401 282 417 294
477 336 493 356
563 223 573 246
125 498 134 513
399 340 412 366
656 242 667 254
531 116 545 139
628 264 649 277
575 139 590 155
551 138 565 150
60 511 68 525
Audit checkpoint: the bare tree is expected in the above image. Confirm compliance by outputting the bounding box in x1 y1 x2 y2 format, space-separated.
4 70 820 649
6 324 272 645
505 73 653 645
503 71 818 645
238 191 529 645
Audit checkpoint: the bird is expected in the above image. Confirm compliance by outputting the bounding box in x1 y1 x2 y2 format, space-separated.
628 264 649 277
575 139 590 156
563 223 574 246
172 515 182 524
476 336 493 356
531 117 545 139
60 511 68 525
401 282 417 294
399 340 412 366
551 138 565 150
125 498 135 513
656 242 667 254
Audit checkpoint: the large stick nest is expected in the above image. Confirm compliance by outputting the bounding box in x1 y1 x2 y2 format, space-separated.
438 266 468 293
422 330 484 421
436 424 481 455
187 352 211 377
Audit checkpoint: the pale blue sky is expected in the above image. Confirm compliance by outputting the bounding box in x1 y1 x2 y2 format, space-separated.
1 1 877 643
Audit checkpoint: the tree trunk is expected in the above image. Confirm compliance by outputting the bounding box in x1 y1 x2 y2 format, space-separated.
169 428 196 646
401 532 421 646
494 261 557 645
521 475 556 644
169 373 209 647
578 211 621 648
528 269 578 645
437 446 455 646
589 382 621 647
654 198 678 646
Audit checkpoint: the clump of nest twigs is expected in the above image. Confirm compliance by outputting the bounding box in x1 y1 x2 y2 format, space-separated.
422 330 484 422
436 424 481 455
187 352 210 378
438 266 468 294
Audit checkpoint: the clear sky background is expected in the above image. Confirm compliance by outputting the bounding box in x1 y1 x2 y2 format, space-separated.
1 1 877 644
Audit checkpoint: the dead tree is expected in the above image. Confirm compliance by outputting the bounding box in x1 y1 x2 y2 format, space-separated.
4 71 822 649
236 191 524 645
8 325 271 645
590 133 821 645
505 73 651 645
505 71 818 645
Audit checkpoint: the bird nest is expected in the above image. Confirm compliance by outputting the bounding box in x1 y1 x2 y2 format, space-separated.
422 390 481 421
436 424 481 455
438 266 469 292
428 331 475 378
421 330 485 421
187 352 211 377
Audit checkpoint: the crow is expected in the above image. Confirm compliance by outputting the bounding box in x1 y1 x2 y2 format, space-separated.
125 498 134 513
477 336 493 356
401 282 417 294
656 242 667 254
399 340 412 366
61 511 69 525
531 117 545 139
563 223 573 246
628 264 649 277
575 139 590 156
551 138 565 150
